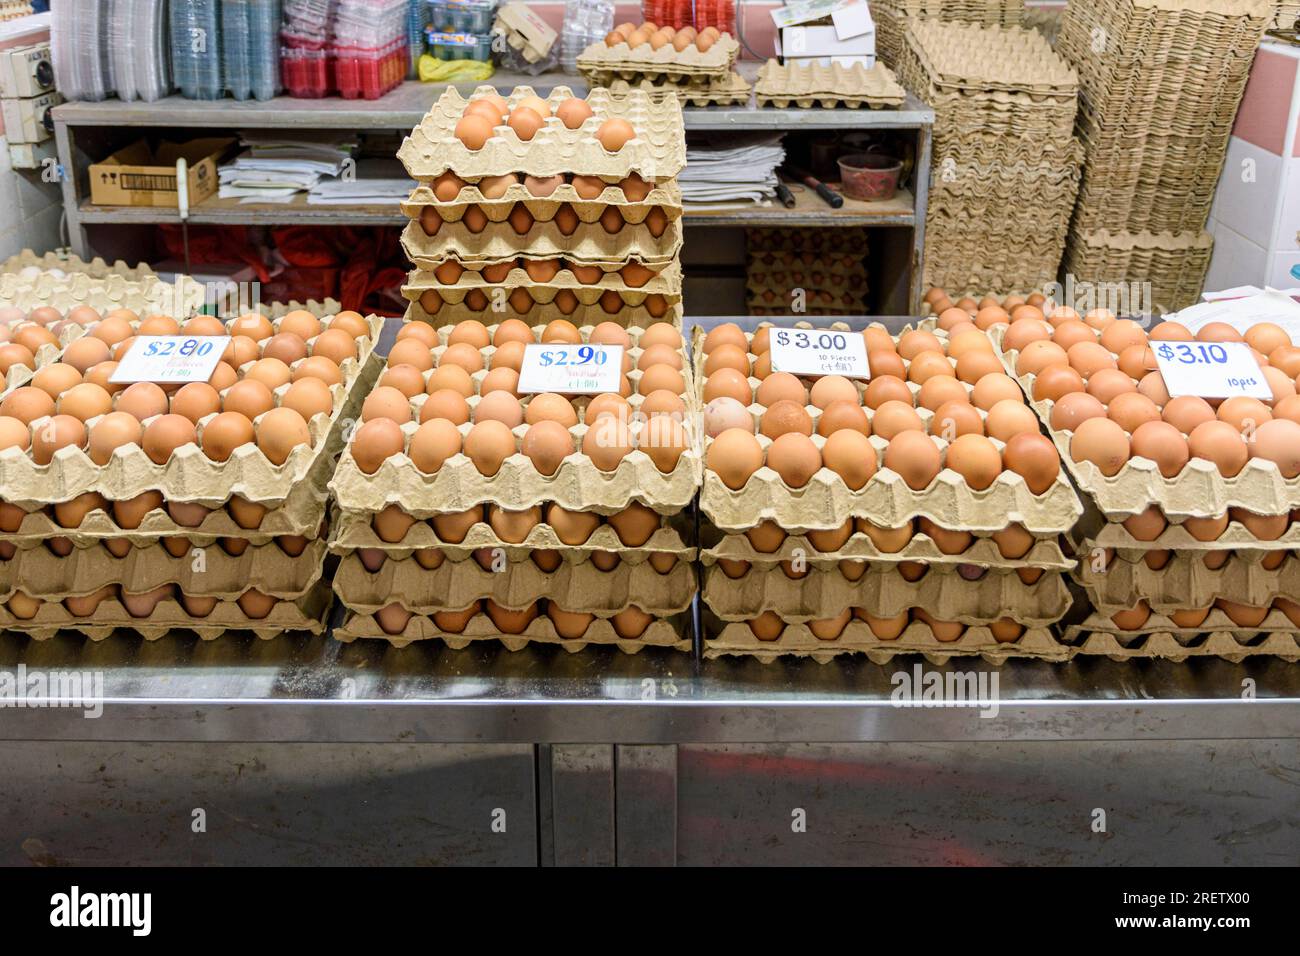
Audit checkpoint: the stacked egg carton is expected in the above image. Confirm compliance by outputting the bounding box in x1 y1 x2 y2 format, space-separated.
695 319 1082 663
327 318 699 652
2 249 161 281
871 0 1026 66
576 22 741 99
398 85 685 330
1277 2 1300 28
745 228 870 317
0 301 382 641
1057 0 1271 311
896 20 1082 295
752 60 907 110
989 302 1300 662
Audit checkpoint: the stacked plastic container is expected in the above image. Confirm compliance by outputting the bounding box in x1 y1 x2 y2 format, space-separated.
169 0 223 99
425 0 496 64
561 0 614 73
333 0 409 98
223 0 281 100
405 0 431 77
55 0 171 102
281 0 336 97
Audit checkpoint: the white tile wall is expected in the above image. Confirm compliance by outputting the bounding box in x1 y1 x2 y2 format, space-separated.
1211 137 1284 250
0 135 63 259
1205 217 1268 291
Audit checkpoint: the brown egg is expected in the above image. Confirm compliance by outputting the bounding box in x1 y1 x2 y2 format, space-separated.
256 407 311 465
1250 418 1300 477
640 389 686 420
643 416 687 472
62 337 111 374
262 332 308 366
970 373 1023 411
0 415 30 452
1033 364 1085 402
884 431 941 489
1003 319 1052 353
1068 341 1118 378
518 394 575 429
201 411 256 461
1050 392 1106 432
507 106 544 142
0 342 35 374
350 418 404 474
166 382 221 424
1217 396 1272 436
223 379 275 421
872 400 925 439
474 392 524 429
930 399 983 439
1196 322 1243 343
607 502 661 547
703 396 753 437
809 375 859 409
29 363 81 401
408 419 463 474
759 399 812 439
998 432 1058 494
87 412 142 464
115 381 169 422
707 428 763 488
1107 392 1161 433
1126 420 1188 478
292 355 344 387
822 429 876 489
981 400 1036 443
141 413 197 464
555 97 594 129
463 419 516 475
1230 507 1289 540
519 420 575 476
311 328 358 365
1052 320 1097 352
946 434 1002 490
1085 368 1137 405
596 118 636 152
1069 417 1129 476
277 310 322 341
638 365 684 396
30 413 86 463
455 113 495 150
1187 420 1248 477
0 385 54 424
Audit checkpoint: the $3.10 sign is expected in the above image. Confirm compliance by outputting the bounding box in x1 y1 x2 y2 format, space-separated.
110 335 231 384
1152 339 1272 401
517 343 624 395
768 327 869 379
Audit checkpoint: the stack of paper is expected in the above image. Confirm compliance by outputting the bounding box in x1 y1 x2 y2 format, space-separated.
679 133 784 206
218 131 358 203
307 159 415 205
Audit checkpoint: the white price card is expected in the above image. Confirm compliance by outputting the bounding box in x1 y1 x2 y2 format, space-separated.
768 327 869 379
517 343 624 395
1152 340 1272 400
110 335 230 384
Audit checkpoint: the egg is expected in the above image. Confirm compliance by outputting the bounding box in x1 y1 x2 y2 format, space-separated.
708 428 763 488
0 416 30 452
455 114 495 150
113 381 168 422
883 431 941 489
408 419 463 474
872 400 925 439
28 363 81 401
606 502 660 547
351 418 405 473
1069 417 1129 476
821 429 875 489
292 355 343 387
809 375 859 409
62 337 112 374
643 417 687 473
518 420 574 476
613 606 654 639
1049 392 1105 433
0 343 35 374
945 434 1002 490
1126 420 1188 478
1249 418 1300 477
1188 420 1248 477
507 106 544 141
87 412 143 465
0 385 54 424
464 419 516 475
929 399 982 440
1107 392 1161 433
596 118 636 152
141 413 197 464
200 411 256 462
555 97 593 129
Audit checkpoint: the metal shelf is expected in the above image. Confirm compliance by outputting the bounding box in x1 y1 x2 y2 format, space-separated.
1 631 1295 745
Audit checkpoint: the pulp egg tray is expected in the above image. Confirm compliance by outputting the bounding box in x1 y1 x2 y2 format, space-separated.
401 217 683 271
0 269 207 320
0 314 384 510
335 606 692 653
2 248 159 282
992 323 1300 520
748 227 871 255
399 85 686 182
753 59 907 109
0 536 327 601
404 292 682 331
0 581 332 642
403 181 683 224
1062 608 1300 663
402 260 683 300
576 34 739 82
605 73 751 107
1075 550 1300 616
899 20 1078 98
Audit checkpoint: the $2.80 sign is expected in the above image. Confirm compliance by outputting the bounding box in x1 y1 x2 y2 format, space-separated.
768 328 869 379
110 335 231 384
517 343 624 395
1152 339 1272 401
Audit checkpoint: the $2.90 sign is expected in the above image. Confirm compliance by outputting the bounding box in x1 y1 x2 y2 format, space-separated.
1152 339 1272 401
768 328 869 379
517 343 624 395
110 335 231 384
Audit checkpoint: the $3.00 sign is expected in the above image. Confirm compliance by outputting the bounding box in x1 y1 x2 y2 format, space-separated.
1152 339 1272 401
517 343 624 395
768 328 869 379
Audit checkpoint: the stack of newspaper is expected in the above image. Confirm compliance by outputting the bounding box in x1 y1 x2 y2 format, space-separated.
679 133 784 206
218 132 358 203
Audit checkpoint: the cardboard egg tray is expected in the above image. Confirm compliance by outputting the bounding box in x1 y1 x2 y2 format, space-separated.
701 613 1069 664
897 20 1077 100
695 324 1082 533
1058 0 1269 71
923 99 1078 147
1062 608 1300 663
1070 155 1228 236
747 227 871 256
576 34 739 84
0 314 384 511
753 59 907 109
328 506 695 560
399 86 686 183
333 549 696 617
1075 551 1300 616
400 218 684 272
403 292 682 332
923 256 1067 303
871 0 1027 65
701 524 1074 572
605 73 751 107
1061 229 1213 314
1072 58 1253 139
404 181 683 224
926 213 1073 259
0 536 327 601
0 581 332 642
989 323 1300 521
2 249 161 281
0 269 207 317
745 286 865 316
928 142 1084 208
703 563 1070 625
1276 2 1300 28
335 606 692 653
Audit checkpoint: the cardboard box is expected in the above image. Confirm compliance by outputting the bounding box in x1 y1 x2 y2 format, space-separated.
0 89 59 144
494 3 557 62
88 138 234 208
0 42 53 98
777 25 876 65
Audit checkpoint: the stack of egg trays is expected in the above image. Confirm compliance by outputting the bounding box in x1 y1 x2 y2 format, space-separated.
745 228 870 317
397 84 686 332
991 323 1300 663
695 319 1082 664
0 299 383 642
328 319 702 652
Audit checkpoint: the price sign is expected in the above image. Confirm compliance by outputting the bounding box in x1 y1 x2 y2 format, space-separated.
768 327 869 379
1153 340 1272 400
517 343 624 395
110 335 230 384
